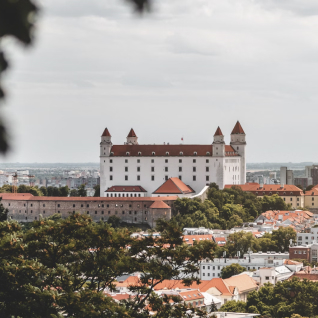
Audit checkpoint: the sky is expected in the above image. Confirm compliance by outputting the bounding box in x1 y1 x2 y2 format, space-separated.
1 0 318 163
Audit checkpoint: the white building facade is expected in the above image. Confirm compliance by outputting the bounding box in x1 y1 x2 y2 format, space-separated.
100 122 247 197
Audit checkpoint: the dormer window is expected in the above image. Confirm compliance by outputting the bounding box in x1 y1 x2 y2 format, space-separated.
194 152 197 156
166 152 169 156
110 152 114 156
126 152 130 156
283 192 286 195
180 152 183 155
290 192 293 195
138 152 142 156
152 152 155 156
206 152 210 155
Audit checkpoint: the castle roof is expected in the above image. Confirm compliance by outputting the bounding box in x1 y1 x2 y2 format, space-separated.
127 128 137 138
231 121 245 134
149 201 170 209
153 177 195 195
102 128 111 137
109 144 239 157
105 186 147 193
214 126 223 136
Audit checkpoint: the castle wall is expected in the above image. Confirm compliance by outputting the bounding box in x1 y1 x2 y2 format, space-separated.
2 197 174 228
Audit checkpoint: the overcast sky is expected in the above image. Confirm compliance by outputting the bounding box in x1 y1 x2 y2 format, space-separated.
1 0 318 163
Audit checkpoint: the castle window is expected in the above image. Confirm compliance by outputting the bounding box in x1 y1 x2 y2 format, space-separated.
194 152 197 156
73 204 75 208
179 167 182 172
180 152 183 155
206 167 209 172
151 167 154 172
110 167 113 172
125 159 128 163
122 211 125 214
206 159 209 163
145 217 147 221
151 159 154 163
165 167 168 172
206 152 210 155
152 152 155 156
137 167 140 172
102 211 104 214
137 159 140 163
87 211 89 214
110 152 114 156
193 159 196 163
107 204 109 207
179 159 182 163
110 159 113 163
179 175 182 180
290 198 293 201
151 176 155 181
138 152 142 156
283 192 286 195
110 175 113 181
165 159 168 163
193 167 196 172
165 175 168 180
126 152 130 156
95 211 97 214
206 176 209 181
125 167 128 172
193 176 196 181
166 152 169 156
58 204 60 207
290 192 293 195
102 204 104 207
43 204 45 207
135 217 137 221
134 211 137 215
58 211 60 213
137 175 140 181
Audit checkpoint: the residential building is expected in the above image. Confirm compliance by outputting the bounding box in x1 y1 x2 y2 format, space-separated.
224 183 304 209
100 122 247 197
289 245 311 262
305 185 318 210
297 227 318 245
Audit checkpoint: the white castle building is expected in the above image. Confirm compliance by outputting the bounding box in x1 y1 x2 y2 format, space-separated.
100 122 246 197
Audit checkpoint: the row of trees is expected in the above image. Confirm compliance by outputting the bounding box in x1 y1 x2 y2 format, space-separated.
220 278 318 318
0 184 101 197
0 214 215 317
172 183 292 230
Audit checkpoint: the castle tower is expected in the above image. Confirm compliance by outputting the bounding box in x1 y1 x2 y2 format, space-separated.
230 121 246 184
100 128 112 157
126 128 138 145
212 126 225 157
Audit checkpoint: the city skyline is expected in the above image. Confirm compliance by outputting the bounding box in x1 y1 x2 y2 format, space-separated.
2 0 318 163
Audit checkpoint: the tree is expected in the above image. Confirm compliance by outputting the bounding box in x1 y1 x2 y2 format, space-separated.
59 186 69 197
220 300 247 313
107 215 121 228
220 263 246 279
0 215 216 317
270 227 296 252
78 184 87 197
260 194 289 212
0 198 8 221
70 189 79 197
306 185 314 192
39 186 47 196
94 185 100 197
223 231 258 257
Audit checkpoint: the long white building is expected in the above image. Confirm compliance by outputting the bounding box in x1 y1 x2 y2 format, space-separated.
100 122 246 197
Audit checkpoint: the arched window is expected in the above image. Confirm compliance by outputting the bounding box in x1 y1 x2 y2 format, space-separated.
166 152 169 156
206 152 210 155
194 152 197 156
180 151 183 155
138 152 142 156
152 152 155 156
126 152 130 156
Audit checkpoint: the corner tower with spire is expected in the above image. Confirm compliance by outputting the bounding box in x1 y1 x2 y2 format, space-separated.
126 128 138 145
212 126 225 157
230 121 246 183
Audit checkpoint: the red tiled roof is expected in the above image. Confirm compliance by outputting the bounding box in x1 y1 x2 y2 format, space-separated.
149 201 170 209
214 126 223 136
109 144 239 157
0 193 34 200
153 177 195 195
224 183 303 196
111 294 131 301
224 274 258 293
1 194 178 202
289 273 318 281
102 128 111 137
183 235 213 245
231 121 245 134
305 186 318 196
105 186 147 193
127 128 137 138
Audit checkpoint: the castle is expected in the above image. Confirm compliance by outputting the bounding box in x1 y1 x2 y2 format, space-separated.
100 121 246 197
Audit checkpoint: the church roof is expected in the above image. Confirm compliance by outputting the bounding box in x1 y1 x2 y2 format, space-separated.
153 177 195 195
109 144 239 157
231 121 245 134
102 128 111 137
149 201 170 209
214 126 223 136
127 128 137 138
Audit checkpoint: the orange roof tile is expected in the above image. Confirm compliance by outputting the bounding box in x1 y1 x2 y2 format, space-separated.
115 276 141 288
231 121 245 134
224 274 258 293
149 201 170 209
127 128 137 137
183 235 213 245
102 128 111 137
0 193 34 200
214 126 223 136
153 178 195 195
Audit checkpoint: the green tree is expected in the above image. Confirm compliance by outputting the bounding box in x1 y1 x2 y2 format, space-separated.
78 184 87 197
0 215 216 317
59 186 69 197
107 215 121 228
220 300 247 312
94 185 100 197
260 194 289 212
70 189 79 197
39 186 47 196
220 263 246 279
306 185 314 192
0 198 8 221
271 227 296 252
224 231 258 257
0 184 12 193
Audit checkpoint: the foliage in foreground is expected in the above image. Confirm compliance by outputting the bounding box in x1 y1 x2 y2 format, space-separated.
0 215 216 317
220 278 318 318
